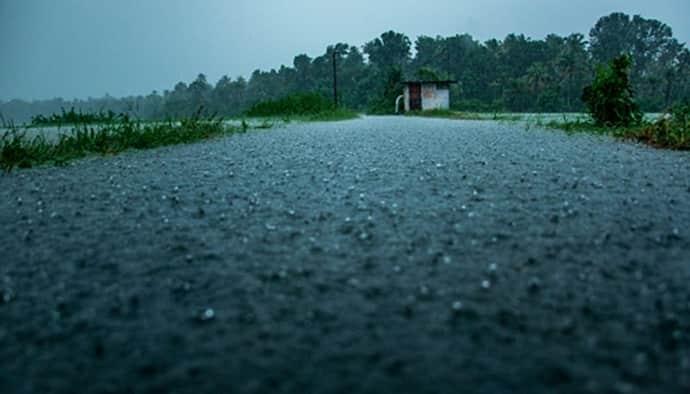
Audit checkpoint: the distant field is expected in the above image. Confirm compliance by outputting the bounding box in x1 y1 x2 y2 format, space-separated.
0 119 276 143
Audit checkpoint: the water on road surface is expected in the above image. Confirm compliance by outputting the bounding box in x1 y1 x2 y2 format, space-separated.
1 116 689 394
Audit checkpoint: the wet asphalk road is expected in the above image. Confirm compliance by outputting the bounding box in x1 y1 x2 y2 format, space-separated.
1 116 689 394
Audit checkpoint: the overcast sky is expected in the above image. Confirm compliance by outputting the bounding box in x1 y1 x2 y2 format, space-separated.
1 0 688 101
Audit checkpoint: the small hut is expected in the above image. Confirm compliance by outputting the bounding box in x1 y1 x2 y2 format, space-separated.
398 80 457 113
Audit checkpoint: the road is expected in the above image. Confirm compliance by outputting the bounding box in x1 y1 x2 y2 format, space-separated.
1 116 689 393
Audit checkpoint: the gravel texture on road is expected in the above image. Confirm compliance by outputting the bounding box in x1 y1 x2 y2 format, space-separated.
1 116 689 394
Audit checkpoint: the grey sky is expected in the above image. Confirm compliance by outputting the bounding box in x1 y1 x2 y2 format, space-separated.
1 0 688 101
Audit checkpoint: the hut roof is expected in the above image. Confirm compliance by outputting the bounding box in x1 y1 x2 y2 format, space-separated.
401 80 458 85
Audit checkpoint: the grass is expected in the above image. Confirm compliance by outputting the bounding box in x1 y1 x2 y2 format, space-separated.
31 107 128 127
246 109 359 123
0 115 248 172
6 103 684 172
404 109 525 121
1 100 360 172
404 107 688 150
534 104 689 150
294 108 359 122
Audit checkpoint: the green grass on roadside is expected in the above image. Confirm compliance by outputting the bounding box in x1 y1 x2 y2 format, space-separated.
0 116 247 172
533 119 613 135
404 109 525 121
300 108 360 122
534 106 689 150
243 109 359 123
405 107 688 151
237 109 359 125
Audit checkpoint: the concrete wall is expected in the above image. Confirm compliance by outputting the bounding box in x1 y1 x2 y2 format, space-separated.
421 83 450 111
403 83 450 112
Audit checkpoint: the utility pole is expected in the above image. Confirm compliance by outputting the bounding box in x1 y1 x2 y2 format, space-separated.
446 39 451 76
332 48 342 108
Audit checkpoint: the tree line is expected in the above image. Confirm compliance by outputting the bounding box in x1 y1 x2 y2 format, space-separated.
1 12 688 124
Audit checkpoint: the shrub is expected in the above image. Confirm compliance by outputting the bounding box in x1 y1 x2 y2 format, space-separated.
637 103 690 149
245 93 333 117
582 55 642 127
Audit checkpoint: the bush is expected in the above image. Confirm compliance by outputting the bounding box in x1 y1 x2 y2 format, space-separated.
245 93 334 117
582 55 642 127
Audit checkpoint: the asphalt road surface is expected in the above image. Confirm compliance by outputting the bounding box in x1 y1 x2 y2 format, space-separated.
1 116 689 394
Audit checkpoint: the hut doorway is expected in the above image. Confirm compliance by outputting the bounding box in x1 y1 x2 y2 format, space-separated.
409 83 422 111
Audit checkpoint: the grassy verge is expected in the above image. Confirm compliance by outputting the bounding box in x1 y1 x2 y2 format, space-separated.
233 109 359 126
0 116 248 172
245 109 359 123
290 108 359 122
404 108 688 150
404 109 525 121
535 105 689 150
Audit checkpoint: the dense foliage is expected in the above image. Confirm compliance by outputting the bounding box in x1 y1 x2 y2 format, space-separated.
1 13 688 123
582 55 642 126
368 67 403 114
245 92 334 117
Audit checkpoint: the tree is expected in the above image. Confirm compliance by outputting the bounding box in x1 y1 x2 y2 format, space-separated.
369 66 403 114
413 36 445 72
364 31 411 71
590 13 680 110
213 75 250 116
164 82 190 118
140 90 164 119
339 46 368 108
557 34 590 111
676 49 690 101
2 13 687 122
188 73 213 114
293 54 313 92
582 55 642 126
589 13 634 64
655 39 685 108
